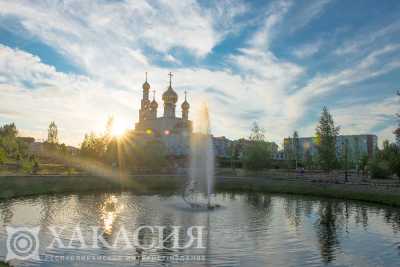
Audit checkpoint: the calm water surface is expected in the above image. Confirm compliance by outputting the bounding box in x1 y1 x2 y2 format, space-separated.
0 192 399 266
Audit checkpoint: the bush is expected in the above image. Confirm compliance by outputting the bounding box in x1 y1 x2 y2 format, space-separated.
369 159 392 179
389 156 400 179
0 147 6 164
242 141 271 171
21 160 33 173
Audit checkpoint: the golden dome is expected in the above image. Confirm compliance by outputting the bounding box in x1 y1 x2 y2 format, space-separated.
142 81 150 91
181 91 189 109
162 85 178 104
150 99 158 109
143 99 150 108
181 100 189 110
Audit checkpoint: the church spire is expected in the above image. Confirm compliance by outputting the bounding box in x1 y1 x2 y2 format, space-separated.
168 72 173 87
162 71 178 118
150 89 158 119
181 90 190 121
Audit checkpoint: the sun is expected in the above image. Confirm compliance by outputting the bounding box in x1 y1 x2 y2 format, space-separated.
111 120 128 137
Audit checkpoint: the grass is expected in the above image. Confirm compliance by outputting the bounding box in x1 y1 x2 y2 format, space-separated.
0 262 10 267
216 178 400 207
0 175 183 199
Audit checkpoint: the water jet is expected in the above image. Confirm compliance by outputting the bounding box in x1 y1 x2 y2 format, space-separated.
183 104 220 210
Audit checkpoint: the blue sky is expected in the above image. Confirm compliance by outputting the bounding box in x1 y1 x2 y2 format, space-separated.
0 0 399 147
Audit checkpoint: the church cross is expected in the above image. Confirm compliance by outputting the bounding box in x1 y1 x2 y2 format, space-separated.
184 90 187 101
153 90 156 100
168 72 173 86
145 72 148 82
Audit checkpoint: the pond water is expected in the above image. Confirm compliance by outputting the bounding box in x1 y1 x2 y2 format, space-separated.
0 192 399 266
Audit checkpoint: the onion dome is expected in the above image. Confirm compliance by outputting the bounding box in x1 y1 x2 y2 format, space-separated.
181 91 190 109
150 98 158 109
142 72 150 91
150 90 158 109
143 99 150 108
162 85 178 104
142 81 150 91
163 72 178 104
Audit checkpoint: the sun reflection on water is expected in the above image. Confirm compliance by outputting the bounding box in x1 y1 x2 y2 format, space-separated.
101 195 124 235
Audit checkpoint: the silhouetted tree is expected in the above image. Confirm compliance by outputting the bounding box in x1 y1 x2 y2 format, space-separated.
80 132 106 159
47 121 59 144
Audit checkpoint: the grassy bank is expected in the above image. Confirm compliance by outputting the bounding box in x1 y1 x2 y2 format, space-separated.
0 175 185 199
1 175 400 207
217 177 400 207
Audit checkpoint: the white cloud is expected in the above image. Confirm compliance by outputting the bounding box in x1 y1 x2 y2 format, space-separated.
292 40 322 59
0 45 136 146
0 0 399 149
288 0 332 33
335 21 400 56
249 0 292 49
163 54 180 64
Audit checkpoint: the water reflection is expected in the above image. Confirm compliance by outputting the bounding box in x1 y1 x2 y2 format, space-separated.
315 201 342 263
0 192 399 267
100 195 124 235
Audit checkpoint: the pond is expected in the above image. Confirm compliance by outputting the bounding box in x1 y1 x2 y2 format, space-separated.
0 192 399 266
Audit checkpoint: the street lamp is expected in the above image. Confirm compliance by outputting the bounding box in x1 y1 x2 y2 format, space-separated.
342 140 349 183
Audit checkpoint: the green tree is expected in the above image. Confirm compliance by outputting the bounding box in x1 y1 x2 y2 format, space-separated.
47 121 59 144
286 131 301 169
395 91 400 145
316 107 340 171
249 122 265 141
0 147 6 164
0 123 17 138
304 149 315 169
242 142 272 171
242 122 271 171
80 133 106 159
0 123 28 159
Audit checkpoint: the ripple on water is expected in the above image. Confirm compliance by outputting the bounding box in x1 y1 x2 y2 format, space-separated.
0 192 400 267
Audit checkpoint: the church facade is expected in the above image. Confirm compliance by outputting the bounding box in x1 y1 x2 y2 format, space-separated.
134 73 192 156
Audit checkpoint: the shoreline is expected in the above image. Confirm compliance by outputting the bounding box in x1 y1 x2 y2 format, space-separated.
0 175 400 207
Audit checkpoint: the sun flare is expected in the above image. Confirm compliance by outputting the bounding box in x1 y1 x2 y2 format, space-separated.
111 120 128 137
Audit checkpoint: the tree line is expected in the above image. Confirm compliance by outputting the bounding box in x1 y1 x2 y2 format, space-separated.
283 103 400 179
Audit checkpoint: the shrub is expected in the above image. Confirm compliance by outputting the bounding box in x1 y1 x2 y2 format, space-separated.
0 147 6 164
21 160 33 173
369 159 392 179
389 156 400 179
242 141 271 171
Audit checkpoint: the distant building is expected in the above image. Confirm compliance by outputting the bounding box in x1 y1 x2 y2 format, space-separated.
283 134 378 163
213 136 232 158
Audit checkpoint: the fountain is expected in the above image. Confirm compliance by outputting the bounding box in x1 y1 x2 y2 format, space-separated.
183 104 220 210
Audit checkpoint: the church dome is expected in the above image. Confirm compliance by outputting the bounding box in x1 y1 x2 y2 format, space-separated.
181 100 190 110
162 85 178 104
150 99 158 109
142 81 150 91
143 99 150 108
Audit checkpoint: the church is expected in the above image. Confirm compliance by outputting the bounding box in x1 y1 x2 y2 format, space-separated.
134 72 192 156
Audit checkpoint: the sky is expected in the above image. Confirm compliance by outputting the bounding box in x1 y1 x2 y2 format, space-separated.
0 0 399 147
